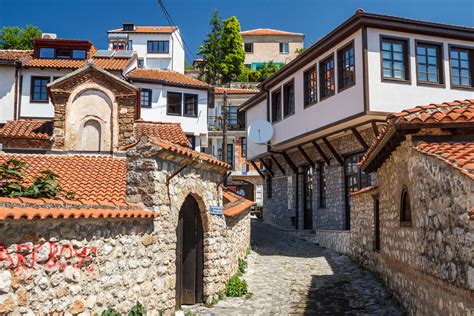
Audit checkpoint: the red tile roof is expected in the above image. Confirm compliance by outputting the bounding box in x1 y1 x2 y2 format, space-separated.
0 196 153 221
108 26 177 34
222 190 252 217
23 57 132 71
0 154 127 203
149 138 231 169
134 121 190 147
214 87 259 95
0 120 53 140
240 28 304 37
127 69 210 88
360 99 474 171
0 50 32 62
414 142 474 180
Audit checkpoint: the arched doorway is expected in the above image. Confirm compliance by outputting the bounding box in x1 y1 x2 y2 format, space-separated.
80 119 102 151
176 195 203 308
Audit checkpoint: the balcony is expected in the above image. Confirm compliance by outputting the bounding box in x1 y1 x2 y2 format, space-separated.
208 114 245 131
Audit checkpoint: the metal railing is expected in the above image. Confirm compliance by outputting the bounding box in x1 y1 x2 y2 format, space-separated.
208 115 244 131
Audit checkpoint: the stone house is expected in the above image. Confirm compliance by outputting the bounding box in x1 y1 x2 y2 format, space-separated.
350 99 474 314
0 63 251 314
241 10 474 251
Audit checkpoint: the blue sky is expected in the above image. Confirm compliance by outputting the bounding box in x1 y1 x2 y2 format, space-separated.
1 0 473 63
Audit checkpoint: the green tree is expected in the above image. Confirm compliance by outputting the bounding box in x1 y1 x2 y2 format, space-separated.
257 61 283 81
197 11 223 85
219 16 245 83
0 25 41 50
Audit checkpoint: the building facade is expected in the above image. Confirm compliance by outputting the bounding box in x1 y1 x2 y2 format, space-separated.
108 24 185 73
240 28 304 70
242 10 473 237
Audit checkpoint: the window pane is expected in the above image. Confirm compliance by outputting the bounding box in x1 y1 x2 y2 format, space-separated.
394 70 404 79
460 52 469 60
167 92 182 115
39 48 55 59
72 50 86 59
393 52 403 61
393 43 403 52
184 94 198 116
382 42 391 51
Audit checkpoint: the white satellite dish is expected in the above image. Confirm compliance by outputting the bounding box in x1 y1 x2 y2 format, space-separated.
248 120 273 144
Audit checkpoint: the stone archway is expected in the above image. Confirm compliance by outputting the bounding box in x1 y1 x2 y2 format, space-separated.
175 194 204 308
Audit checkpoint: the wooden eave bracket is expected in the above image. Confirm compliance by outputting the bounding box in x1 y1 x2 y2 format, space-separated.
312 141 330 165
250 161 266 180
351 127 369 150
280 151 299 174
271 155 286 175
297 145 315 168
166 164 188 184
218 171 232 187
259 158 275 177
322 137 343 165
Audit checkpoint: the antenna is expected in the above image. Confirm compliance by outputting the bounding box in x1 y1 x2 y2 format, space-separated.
248 120 273 144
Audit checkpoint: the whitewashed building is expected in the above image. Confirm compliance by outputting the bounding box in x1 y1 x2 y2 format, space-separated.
127 69 211 151
241 10 473 239
108 24 185 73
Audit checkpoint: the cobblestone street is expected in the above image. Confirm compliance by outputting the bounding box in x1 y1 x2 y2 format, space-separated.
189 219 401 315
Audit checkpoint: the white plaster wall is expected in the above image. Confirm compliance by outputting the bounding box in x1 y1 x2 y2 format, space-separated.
268 30 364 146
19 69 70 119
137 82 208 150
246 99 268 159
112 31 184 73
367 27 474 113
0 66 16 122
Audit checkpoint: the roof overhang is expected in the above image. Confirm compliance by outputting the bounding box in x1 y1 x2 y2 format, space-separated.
128 77 211 91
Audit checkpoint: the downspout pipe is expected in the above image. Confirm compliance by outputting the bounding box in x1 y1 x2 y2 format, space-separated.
13 61 21 120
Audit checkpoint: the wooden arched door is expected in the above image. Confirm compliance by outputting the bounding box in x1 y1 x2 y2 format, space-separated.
176 195 203 308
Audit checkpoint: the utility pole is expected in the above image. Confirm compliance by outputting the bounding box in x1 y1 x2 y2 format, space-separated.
221 91 228 163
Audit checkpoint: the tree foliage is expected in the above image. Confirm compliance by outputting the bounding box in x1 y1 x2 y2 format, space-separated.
0 159 75 199
220 16 245 83
198 10 224 85
198 12 245 85
235 61 284 82
0 25 41 50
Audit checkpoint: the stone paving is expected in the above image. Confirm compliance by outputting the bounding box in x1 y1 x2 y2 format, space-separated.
187 218 402 315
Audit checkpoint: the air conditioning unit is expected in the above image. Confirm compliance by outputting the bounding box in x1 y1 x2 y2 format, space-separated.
41 33 57 39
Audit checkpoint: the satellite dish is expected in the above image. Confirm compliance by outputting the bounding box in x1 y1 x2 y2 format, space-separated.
248 120 273 144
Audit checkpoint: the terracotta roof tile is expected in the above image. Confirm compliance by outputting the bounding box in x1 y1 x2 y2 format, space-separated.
222 190 252 217
108 26 177 34
0 120 53 140
23 56 132 71
0 50 32 62
414 142 474 179
0 207 155 220
134 121 190 147
240 28 304 36
149 138 231 169
128 69 210 88
360 99 474 170
214 87 259 95
0 153 127 203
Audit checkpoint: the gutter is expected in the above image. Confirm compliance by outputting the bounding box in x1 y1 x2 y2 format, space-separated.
13 61 21 120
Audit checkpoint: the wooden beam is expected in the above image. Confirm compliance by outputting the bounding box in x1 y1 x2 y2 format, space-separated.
217 171 232 187
351 127 369 150
371 121 379 137
311 141 330 165
250 161 265 179
322 137 343 165
281 151 298 174
166 164 188 184
297 145 315 168
259 158 274 178
271 155 286 175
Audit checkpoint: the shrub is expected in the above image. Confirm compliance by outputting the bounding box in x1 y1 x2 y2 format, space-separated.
101 309 121 316
128 302 146 316
225 274 248 297
238 258 247 275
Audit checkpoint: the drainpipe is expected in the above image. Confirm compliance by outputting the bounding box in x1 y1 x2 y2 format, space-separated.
13 61 21 120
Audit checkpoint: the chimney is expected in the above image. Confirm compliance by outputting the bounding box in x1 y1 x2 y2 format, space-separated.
123 23 135 31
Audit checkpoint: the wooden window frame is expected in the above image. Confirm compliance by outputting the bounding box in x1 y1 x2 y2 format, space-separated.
415 40 445 87
380 35 411 84
448 44 474 91
303 64 318 108
283 79 295 118
147 40 170 54
337 40 356 92
279 43 289 54
400 185 413 227
244 43 253 53
319 53 335 101
30 76 50 103
167 91 182 116
271 87 282 124
183 93 198 118
140 88 152 108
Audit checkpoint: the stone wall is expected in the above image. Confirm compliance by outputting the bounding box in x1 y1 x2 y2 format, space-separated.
262 127 376 231
350 137 474 315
